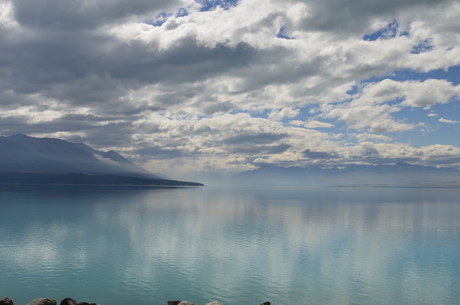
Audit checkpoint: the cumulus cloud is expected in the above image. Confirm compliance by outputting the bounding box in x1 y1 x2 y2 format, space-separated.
439 118 459 124
1 0 460 174
304 120 334 128
351 79 460 108
317 78 460 133
268 108 300 120
354 133 393 143
320 103 413 133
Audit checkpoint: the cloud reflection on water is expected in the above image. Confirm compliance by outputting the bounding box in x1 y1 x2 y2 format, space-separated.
0 186 459 304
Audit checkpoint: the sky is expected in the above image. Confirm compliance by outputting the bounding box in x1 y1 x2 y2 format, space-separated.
1 0 460 178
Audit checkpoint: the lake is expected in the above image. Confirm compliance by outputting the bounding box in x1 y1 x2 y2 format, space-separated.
0 185 459 305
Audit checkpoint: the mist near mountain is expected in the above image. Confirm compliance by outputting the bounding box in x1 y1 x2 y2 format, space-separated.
0 135 203 186
234 163 460 188
0 134 155 177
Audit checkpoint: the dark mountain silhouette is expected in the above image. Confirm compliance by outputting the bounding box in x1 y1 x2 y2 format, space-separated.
0 135 203 186
234 163 460 187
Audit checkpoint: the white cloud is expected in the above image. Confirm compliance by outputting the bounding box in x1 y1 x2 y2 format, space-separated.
354 133 393 143
351 79 460 108
0 0 18 29
305 120 334 128
268 108 300 120
439 118 459 124
321 103 413 133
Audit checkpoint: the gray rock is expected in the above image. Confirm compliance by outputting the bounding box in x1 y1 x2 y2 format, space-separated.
0 298 14 305
26 298 56 305
205 302 222 305
60 298 77 305
168 301 181 305
260 302 271 305
178 302 197 305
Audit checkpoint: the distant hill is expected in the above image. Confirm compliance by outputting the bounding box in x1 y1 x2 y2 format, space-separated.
234 163 460 187
0 172 203 187
0 135 203 186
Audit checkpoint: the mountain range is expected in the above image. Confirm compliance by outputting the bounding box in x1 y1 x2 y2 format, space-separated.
0 134 203 187
234 163 460 188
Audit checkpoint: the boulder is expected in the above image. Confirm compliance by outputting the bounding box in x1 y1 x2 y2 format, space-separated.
260 302 271 305
26 298 56 305
60 299 77 305
178 302 197 305
168 301 181 305
0 298 14 305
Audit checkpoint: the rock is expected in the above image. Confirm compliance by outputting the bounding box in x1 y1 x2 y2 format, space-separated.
168 301 181 305
76 303 98 305
0 298 14 305
178 302 197 305
260 302 271 305
60 298 77 305
205 302 222 305
26 298 56 305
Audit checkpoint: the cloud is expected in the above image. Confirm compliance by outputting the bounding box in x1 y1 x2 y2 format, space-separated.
1 0 460 174
354 133 393 143
304 120 334 128
320 103 413 133
439 118 459 124
303 149 338 159
352 79 460 108
12 0 192 30
223 133 288 145
268 108 300 120
317 78 460 133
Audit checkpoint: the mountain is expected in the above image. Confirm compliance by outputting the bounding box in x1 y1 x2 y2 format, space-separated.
233 163 460 187
0 134 203 186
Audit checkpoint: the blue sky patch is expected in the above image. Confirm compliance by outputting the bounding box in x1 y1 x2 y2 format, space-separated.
196 0 239 12
362 19 411 42
277 27 295 40
363 20 399 41
353 66 460 87
146 12 173 27
145 7 190 27
411 39 434 54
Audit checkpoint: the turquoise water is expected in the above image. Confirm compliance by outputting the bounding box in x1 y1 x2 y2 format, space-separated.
0 185 459 305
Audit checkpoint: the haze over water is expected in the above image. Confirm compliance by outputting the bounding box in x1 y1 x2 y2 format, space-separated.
1 185 459 305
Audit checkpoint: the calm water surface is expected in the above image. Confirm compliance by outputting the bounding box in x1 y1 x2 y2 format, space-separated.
0 185 459 305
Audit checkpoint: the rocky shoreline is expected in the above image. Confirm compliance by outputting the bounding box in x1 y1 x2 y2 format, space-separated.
0 298 271 305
